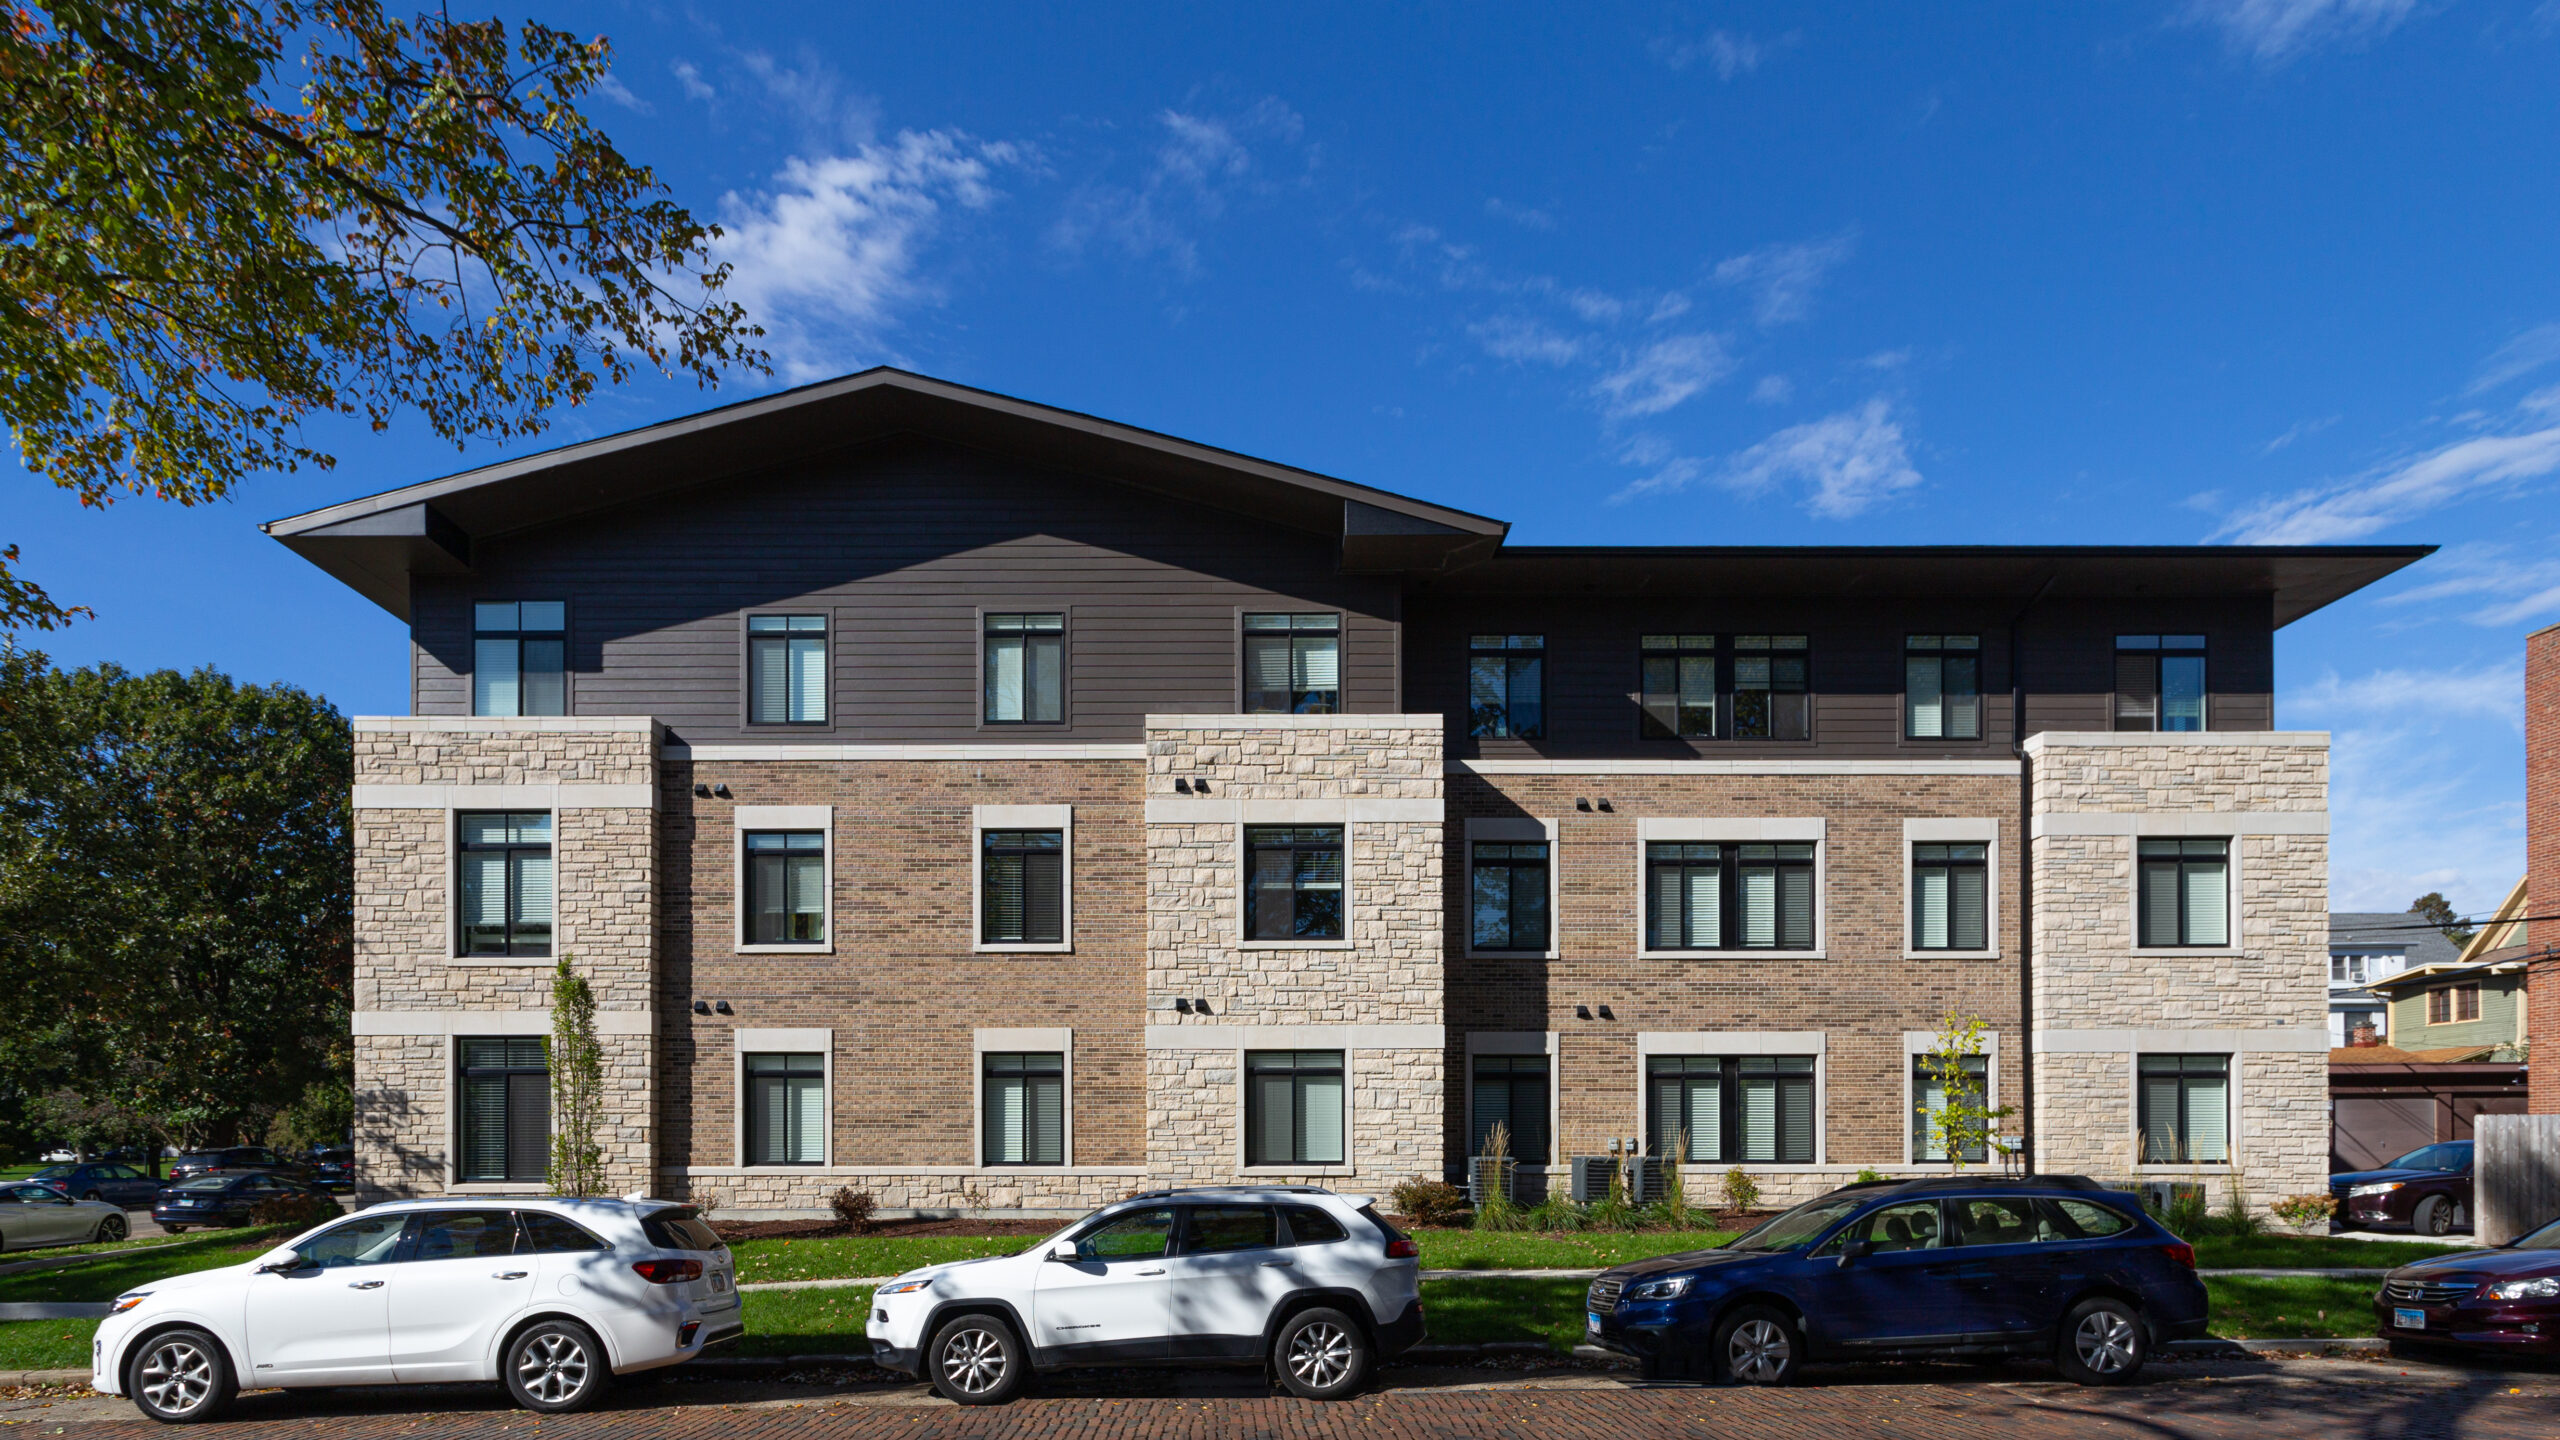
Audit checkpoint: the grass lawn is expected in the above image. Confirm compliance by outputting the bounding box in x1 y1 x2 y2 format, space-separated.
729 1235 1039 1285
2203 1275 2384 1340
1412 1230 1735 1270
0 1226 295 1305
2190 1234 2461 1270
0 1318 94 1371
736 1286 878 1356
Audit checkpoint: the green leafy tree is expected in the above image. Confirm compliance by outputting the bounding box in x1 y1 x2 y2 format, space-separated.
547 954 605 1198
2407 892 2473 947
1919 1012 2017 1172
0 0 763 629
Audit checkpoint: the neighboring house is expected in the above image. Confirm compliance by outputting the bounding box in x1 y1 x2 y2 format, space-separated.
2371 959 2528 1056
265 369 2428 1215
2326 882 2531 1169
2327 912 2462 1046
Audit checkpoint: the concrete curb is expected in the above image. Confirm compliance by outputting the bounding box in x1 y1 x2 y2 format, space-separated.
0 1370 90 1387
2198 1268 2388 1279
736 1265 2378 1292
2166 1337 2390 1354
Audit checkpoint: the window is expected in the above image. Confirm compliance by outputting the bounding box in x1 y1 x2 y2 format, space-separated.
745 1053 825 1165
2138 1053 2229 1164
411 1210 522 1260
1279 1204 1347 1245
1469 1053 1550 1163
1245 1050 1345 1166
1648 1054 1815 1163
457 1037 548 1183
1905 635 1981 740
1245 826 1345 941
2115 635 2207 732
1244 613 1341 714
1911 843 1989 951
298 1214 409 1269
1467 634 1545 739
1640 634 1718 739
2427 985 2482 1025
743 831 826 945
983 613 1064 724
1911 1053 1990 1163
2331 954 2372 985
521 1212 607 1252
2138 838 2229 947
981 830 1065 945
1184 1205 1278 1253
982 1051 1065 1165
2043 1197 2134 1238
1072 1208 1173 1261
458 812 552 957
1469 841 1550 952
1834 1199 1943 1253
1731 635 1809 740
747 615 827 724
1646 842 1816 951
473 601 566 717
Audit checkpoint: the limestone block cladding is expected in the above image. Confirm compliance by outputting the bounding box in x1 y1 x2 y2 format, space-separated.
349 717 659 1200
2025 732 2330 1212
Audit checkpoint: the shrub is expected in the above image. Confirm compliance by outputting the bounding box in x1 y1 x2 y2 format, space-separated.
2270 1193 2337 1234
251 1190 343 1230
1585 1164 1636 1232
2161 1188 2209 1238
1526 1193 1586 1232
1658 1130 1691 1229
2219 1171 2264 1238
1855 1167 1885 1184
829 1186 879 1233
1719 1167 1761 1215
1471 1124 1525 1231
1389 1178 1472 1227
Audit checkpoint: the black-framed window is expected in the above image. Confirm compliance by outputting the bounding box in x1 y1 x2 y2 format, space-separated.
1245 1050 1345 1166
984 613 1065 724
1640 633 1718 739
1912 1052 1990 1163
1731 634 1809 740
744 831 826 945
1470 1053 1550 1163
2115 634 2207 732
1469 841 1550 952
458 1037 548 1183
473 601 566 717
747 615 827 725
982 1051 1065 1165
1244 613 1341 714
458 812 552 956
744 1052 825 1164
1905 634 1981 740
2137 838 2228 947
1646 842 1815 951
1911 843 1989 951
981 829 1065 945
1245 826 1345 941
1647 1054 1815 1163
1467 634 1545 739
2137 1053 2229 1164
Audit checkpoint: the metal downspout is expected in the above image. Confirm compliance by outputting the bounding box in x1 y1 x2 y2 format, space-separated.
2011 573 2058 1173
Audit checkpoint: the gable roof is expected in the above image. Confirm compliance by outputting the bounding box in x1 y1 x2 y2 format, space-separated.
2329 912 2467 969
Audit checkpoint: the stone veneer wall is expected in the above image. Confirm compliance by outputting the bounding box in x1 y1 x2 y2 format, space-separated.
2026 732 2329 1211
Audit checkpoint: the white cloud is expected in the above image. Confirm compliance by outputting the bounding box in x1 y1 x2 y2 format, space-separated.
671 60 714 101
2259 413 2340 453
736 49 882 154
1652 30 1777 79
1468 315 1584 367
2214 423 2560 543
1615 398 1922 517
2469 322 2560 395
594 73 650 113
2184 0 2422 64
1751 374 1794 405
1648 293 1692 324
1712 233 1856 327
1593 333 1733 420
1484 198 1556 230
2287 662 2524 913
1050 100 1304 277
2381 544 2560 628
2290 661 2523 728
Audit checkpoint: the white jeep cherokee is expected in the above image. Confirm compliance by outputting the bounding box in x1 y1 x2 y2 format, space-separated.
866 1186 1423 1403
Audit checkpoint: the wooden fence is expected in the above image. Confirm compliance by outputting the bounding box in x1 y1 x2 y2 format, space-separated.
2475 1113 2560 1244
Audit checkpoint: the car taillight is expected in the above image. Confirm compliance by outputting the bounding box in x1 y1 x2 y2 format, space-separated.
1385 1238 1419 1260
2160 1242 2195 1270
632 1259 703 1284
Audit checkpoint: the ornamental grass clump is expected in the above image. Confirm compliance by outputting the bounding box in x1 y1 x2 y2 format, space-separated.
1471 1124 1530 1232
1526 1193 1587 1232
1584 1162 1637 1232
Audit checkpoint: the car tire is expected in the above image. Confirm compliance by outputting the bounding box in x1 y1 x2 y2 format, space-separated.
1272 1306 1373 1401
927 1313 1027 1405
1713 1304 1802 1386
126 1326 237 1423
93 1213 128 1244
2055 1297 2147 1385
502 1319 612 1414
161 1225 184 1234
2413 1196 2451 1237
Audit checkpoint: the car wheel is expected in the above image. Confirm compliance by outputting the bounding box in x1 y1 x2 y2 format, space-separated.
928 1313 1027 1405
127 1327 237 1423
2413 1196 2451 1237
503 1319 611 1414
1713 1304 1802 1386
2055 1297 2147 1385
93 1213 128 1244
1273 1306 1373 1401
161 1225 184 1234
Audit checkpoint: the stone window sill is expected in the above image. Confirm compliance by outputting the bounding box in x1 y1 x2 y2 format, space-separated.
1238 1165 1356 1177
1465 948 1559 962
1238 940 1355 951
1901 949 2002 962
1637 949 1829 962
446 955 557 968
973 943 1075 955
737 944 836 956
2127 947 2245 959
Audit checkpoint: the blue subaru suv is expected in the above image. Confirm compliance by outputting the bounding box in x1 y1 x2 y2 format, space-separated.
1586 1176 2207 1385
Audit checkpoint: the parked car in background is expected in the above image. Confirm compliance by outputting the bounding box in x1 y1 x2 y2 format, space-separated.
309 1150 356 1193
2375 1211 2560 1355
164 1147 307 1184
30 1163 163 1208
1585 1176 2207 1385
151 1173 317 1232
2332 1140 2472 1236
0 1182 128 1249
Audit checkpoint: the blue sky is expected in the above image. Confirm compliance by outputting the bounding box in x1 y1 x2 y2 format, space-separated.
6 0 2556 918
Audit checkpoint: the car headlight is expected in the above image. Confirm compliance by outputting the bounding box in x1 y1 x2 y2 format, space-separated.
875 1279 931 1296
2488 1277 2560 1300
2348 1182 2404 1197
109 1292 150 1314
1626 1276 1693 1301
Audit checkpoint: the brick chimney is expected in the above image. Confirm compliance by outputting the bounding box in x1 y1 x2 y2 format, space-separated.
2347 1022 2379 1048
2531 624 2560 1111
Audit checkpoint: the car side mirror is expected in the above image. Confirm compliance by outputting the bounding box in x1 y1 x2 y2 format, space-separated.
1047 1242 1079 1263
1837 1238 1872 1266
254 1249 305 1275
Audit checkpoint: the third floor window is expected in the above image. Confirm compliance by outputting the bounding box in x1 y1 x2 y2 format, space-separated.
2116 635 2207 732
1639 634 1717 739
473 601 565 717
1467 634 1545 739
747 615 827 725
984 613 1065 724
1905 634 1981 740
1731 635 1809 740
1243 613 1341 714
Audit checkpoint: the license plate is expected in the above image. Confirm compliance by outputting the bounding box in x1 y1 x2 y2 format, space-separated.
1586 1312 1603 1331
2394 1308 2427 1330
711 1274 729 1293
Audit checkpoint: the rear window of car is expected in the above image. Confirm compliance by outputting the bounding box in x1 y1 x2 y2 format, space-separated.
1281 1205 1348 1244
2044 1198 2136 1238
1355 1205 1405 1244
170 1177 233 1192
640 1208 727 1252
521 1212 610 1253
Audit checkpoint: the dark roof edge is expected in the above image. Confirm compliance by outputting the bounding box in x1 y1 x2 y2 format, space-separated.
1488 544 2440 560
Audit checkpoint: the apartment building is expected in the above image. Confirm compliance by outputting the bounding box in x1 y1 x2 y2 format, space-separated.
269 370 2426 1214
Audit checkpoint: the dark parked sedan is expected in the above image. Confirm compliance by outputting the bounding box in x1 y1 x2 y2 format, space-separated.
165 1146 308 1184
2333 1140 2471 1235
150 1172 312 1230
28 1163 162 1208
2375 1213 2560 1356
310 1148 356 1192
1585 1176 2208 1385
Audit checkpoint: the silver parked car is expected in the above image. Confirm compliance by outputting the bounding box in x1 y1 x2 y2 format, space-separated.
0 1181 128 1249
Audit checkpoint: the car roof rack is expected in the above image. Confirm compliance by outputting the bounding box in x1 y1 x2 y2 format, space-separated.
1855 1173 2107 1196
1118 1185 1334 1203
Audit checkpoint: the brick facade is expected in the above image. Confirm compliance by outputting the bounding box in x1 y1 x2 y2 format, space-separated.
2530 625 2560 1114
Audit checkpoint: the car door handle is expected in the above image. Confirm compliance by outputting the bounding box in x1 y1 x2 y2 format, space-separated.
348 1279 384 1289
1261 1259 1295 1268
493 1271 528 1280
1135 1268 1167 1276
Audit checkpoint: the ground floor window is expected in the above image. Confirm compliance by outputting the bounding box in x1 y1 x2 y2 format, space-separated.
1469 1053 1551 1163
744 1052 825 1165
1647 1054 1815 1163
2138 1053 2229 1164
1911 1053 1990 1163
457 1037 548 1183
1245 1050 1344 1166
982 1051 1065 1165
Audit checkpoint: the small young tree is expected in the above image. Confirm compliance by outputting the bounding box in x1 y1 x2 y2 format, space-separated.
547 954 606 1198
1919 1012 2017 1172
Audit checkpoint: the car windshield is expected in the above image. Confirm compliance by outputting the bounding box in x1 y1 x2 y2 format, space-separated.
170 1177 233 1192
29 1167 71 1180
2384 1143 2468 1172
1723 1196 1865 1254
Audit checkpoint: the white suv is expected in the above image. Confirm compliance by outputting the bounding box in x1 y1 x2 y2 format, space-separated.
93 1198 741 1423
866 1186 1423 1404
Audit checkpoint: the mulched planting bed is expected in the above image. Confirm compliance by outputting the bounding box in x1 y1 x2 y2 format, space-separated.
715 1216 1061 1242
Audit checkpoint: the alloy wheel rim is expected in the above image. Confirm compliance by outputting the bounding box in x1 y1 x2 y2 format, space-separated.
1287 1321 1352 1388
516 1332 590 1403
940 1328 1006 1393
1729 1319 1790 1383
99 1216 126 1242
138 1340 213 1414
2074 1311 2137 1373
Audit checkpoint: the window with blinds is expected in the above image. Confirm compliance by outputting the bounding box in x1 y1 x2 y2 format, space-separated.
984 613 1065 724
747 615 827 724
1911 843 1989 951
981 1052 1065 1165
1731 635 1810 740
457 812 552 956
1646 1054 1814 1164
744 831 826 945
1243 613 1341 714
1646 842 1816 951
1904 634 1981 740
2115 635 2208 732
2137 838 2228 947
1466 635 1545 739
1911 1053 1990 1162
1245 826 1345 941
982 830 1065 944
2137 1053 2229 1164
744 1052 825 1165
1469 841 1550 951
1639 634 1718 739
473 601 566 717
1469 1053 1551 1162
457 1037 549 1182
1245 1050 1345 1166
2427 984 2481 1025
